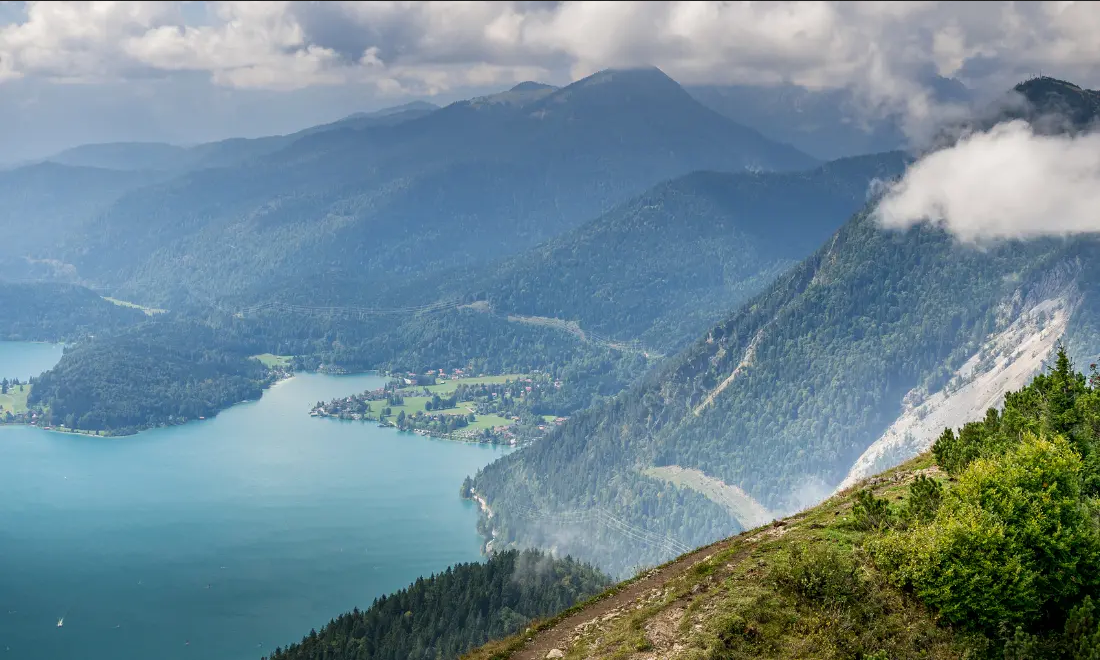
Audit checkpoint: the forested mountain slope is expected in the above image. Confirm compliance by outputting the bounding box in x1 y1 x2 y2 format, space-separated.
43 102 440 173
465 356 1100 660
263 549 609 660
0 163 158 272
473 151 907 351
55 67 816 307
470 79 1100 576
0 283 147 341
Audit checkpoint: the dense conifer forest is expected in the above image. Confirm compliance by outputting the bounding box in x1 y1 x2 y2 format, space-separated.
262 550 609 660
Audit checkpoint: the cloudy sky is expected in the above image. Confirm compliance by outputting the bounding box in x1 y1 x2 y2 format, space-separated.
3 1 1100 162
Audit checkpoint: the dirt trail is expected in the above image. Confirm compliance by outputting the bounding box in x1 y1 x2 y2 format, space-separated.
511 529 758 660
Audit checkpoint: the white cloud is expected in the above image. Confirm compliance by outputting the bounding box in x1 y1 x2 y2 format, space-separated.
874 120 1100 242
2 1 1100 96
3 1 1100 137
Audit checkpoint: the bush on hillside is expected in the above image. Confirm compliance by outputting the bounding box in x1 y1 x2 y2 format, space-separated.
904 474 943 523
849 489 895 531
873 434 1100 635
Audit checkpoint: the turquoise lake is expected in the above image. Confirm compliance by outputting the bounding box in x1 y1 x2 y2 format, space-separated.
0 341 64 380
0 347 509 660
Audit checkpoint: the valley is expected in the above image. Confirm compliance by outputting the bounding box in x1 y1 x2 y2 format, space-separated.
4 24 1100 659
0 368 512 660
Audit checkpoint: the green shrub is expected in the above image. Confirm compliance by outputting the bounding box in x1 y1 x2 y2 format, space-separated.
850 489 895 531
872 435 1100 635
1065 596 1100 660
1002 626 1057 660
932 410 1015 477
904 474 943 523
771 542 865 606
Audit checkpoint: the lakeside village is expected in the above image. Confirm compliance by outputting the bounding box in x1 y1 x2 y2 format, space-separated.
309 369 568 445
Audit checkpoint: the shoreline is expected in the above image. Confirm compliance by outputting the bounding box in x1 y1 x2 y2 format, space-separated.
467 488 501 555
8 369 434 440
5 368 301 438
322 416 517 448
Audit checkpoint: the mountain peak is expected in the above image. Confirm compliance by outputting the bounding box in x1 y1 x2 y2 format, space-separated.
576 65 680 90
925 76 1100 150
510 81 556 92
1009 76 1100 131
535 65 694 112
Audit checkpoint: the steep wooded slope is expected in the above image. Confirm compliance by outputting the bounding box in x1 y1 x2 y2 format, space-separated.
473 152 907 351
464 356 1100 660
57 68 816 307
470 78 1100 575
0 163 158 271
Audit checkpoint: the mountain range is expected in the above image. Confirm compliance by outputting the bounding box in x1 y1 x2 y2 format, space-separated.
687 74 973 160
40 101 441 173
467 151 908 352
5 69 1098 589
2 67 819 309
469 76 1100 575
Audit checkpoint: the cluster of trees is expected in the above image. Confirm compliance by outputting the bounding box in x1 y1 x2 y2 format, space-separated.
262 549 610 660
28 321 275 434
1 378 25 395
864 350 1100 655
422 392 459 412
392 410 477 436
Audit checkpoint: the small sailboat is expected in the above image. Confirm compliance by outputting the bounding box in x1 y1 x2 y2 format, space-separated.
57 617 64 628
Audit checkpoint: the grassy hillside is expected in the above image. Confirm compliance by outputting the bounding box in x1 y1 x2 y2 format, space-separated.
464 355 1100 659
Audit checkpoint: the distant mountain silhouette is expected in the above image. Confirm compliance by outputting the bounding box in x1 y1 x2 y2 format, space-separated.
43 67 819 307
690 75 973 160
42 101 441 173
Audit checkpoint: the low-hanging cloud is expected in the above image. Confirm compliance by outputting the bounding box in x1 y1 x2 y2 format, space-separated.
874 120 1100 242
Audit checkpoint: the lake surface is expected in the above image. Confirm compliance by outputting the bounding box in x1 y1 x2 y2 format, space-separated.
0 341 63 380
0 369 510 660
